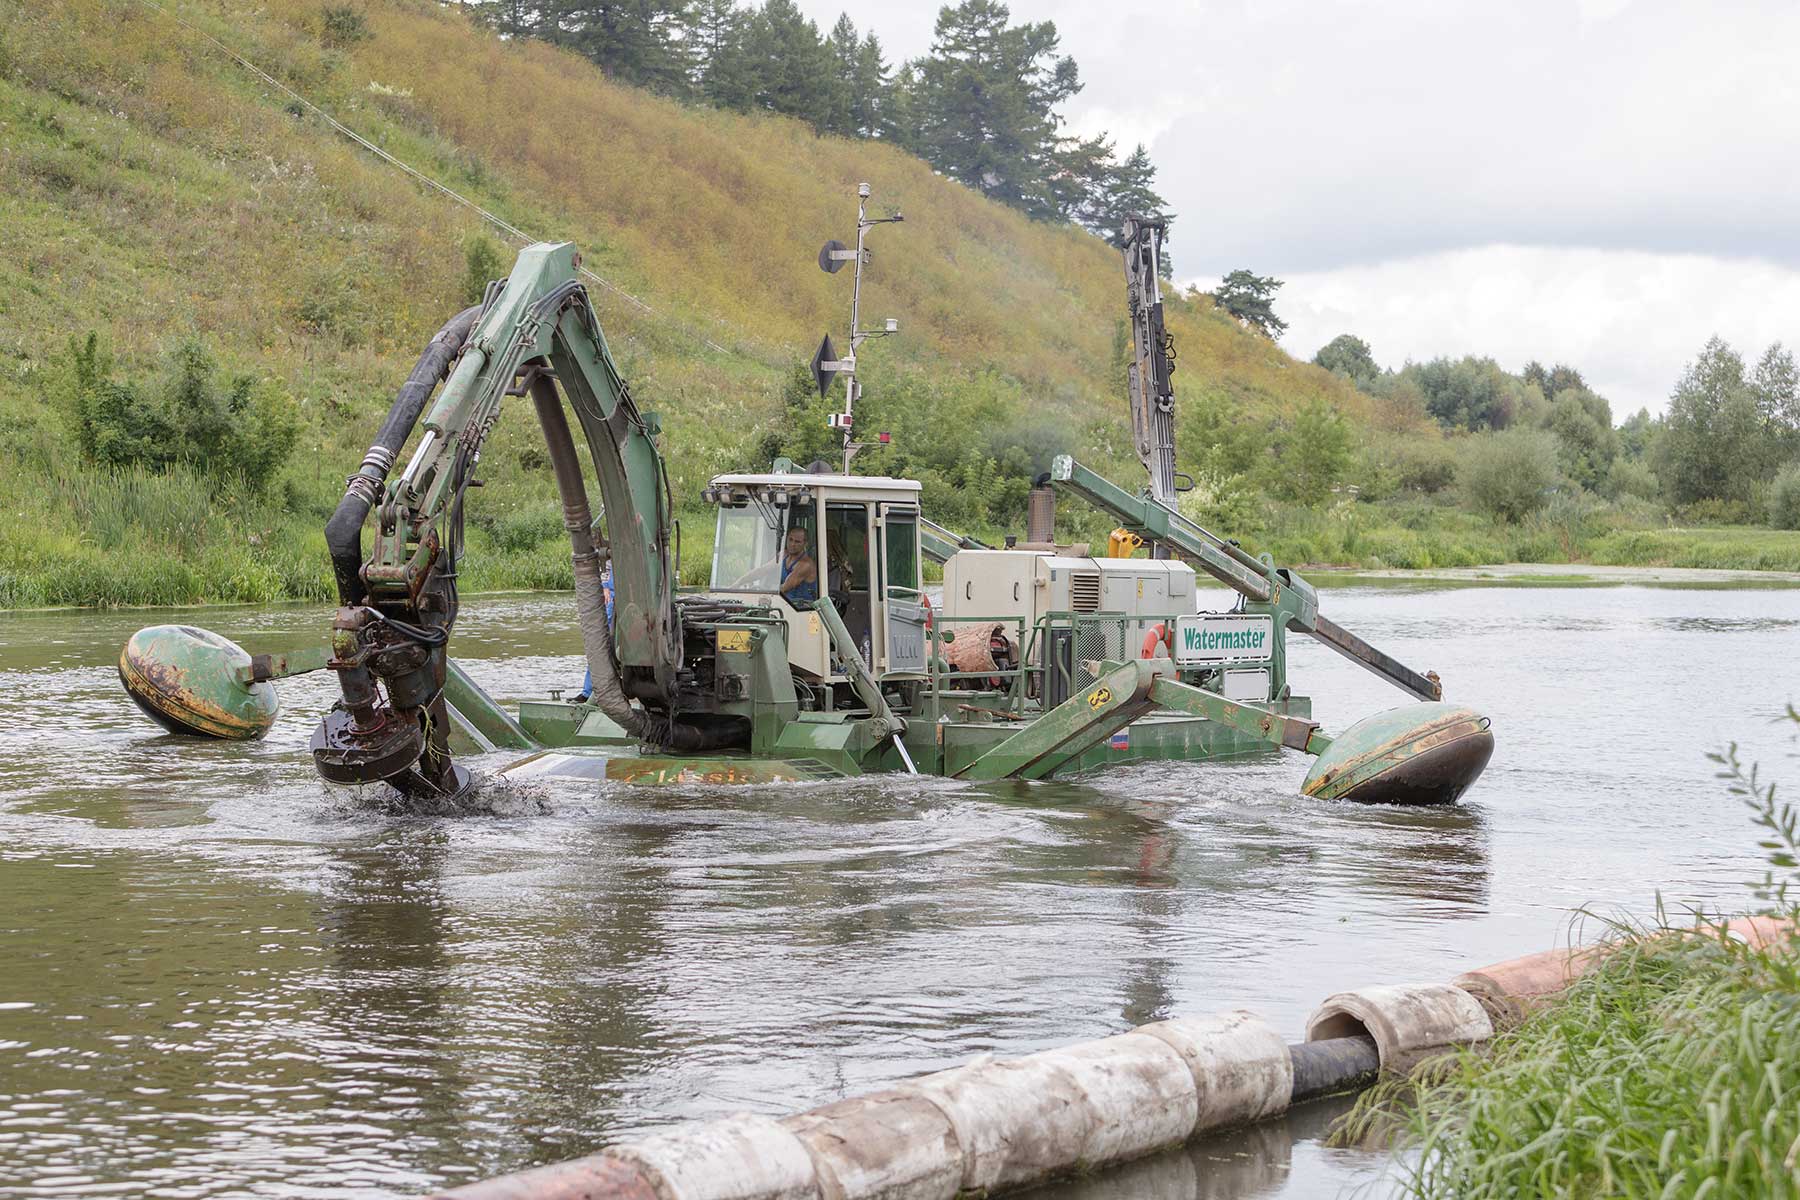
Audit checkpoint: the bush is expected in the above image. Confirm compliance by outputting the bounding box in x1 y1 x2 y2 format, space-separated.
1768 464 1800 531
320 6 371 48
481 507 564 553
1681 497 1754 526
53 334 297 491
1458 428 1560 523
464 234 507 305
1395 441 1457 495
1279 399 1352 505
1604 456 1660 502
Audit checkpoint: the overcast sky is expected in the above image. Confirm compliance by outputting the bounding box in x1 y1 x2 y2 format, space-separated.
792 0 1799 415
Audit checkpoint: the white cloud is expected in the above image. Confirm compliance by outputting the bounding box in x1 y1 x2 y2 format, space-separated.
1261 245 1800 415
793 0 1800 413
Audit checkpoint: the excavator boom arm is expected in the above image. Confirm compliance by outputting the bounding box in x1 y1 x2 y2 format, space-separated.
312 243 681 799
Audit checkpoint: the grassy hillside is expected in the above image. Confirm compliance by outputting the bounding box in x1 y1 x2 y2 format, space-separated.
0 0 1413 608
2 1 1793 609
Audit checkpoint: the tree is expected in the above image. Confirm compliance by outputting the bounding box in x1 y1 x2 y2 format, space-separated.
1545 387 1616 491
471 0 542 39
1403 356 1531 431
1282 399 1352 505
741 0 838 126
1214 270 1286 339
848 31 894 138
1657 336 1772 507
1617 406 1659 461
689 0 755 108
1312 334 1379 390
541 1 695 97
1752 342 1800 459
1460 428 1560 523
1078 143 1170 267
1521 361 1588 403
904 0 1082 220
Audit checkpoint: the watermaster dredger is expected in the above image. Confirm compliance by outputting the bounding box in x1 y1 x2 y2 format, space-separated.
120 187 1493 805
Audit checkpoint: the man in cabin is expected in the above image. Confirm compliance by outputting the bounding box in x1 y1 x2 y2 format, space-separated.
774 526 819 605
734 526 818 606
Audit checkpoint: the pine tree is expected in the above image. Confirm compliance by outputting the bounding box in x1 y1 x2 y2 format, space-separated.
471 0 544 39
821 14 862 137
905 0 1082 220
850 32 893 138
542 1 694 97
1214 270 1287 339
744 0 838 127
689 0 754 109
1098 144 1169 267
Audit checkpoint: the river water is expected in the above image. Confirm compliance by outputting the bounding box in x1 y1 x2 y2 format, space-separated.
1 582 1796 1199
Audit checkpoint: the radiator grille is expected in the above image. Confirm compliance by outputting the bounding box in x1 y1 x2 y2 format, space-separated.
1069 572 1102 612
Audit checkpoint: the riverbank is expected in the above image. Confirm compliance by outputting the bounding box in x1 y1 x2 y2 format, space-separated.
1360 915 1800 1198
7 479 1800 611
1356 715 1800 1198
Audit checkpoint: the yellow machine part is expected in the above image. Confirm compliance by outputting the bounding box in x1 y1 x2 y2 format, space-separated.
1106 527 1145 558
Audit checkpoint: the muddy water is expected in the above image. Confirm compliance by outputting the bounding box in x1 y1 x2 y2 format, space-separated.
1 584 1795 1199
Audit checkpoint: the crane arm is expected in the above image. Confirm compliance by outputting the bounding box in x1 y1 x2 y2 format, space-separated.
311 243 683 800
1123 215 1176 509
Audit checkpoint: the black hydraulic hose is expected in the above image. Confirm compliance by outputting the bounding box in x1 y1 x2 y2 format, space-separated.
527 376 734 753
324 304 482 604
1288 1035 1382 1104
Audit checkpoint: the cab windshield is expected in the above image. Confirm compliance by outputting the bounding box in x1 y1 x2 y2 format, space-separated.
710 501 816 600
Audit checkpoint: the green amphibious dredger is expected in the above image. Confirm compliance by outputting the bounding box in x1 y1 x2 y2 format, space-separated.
120 187 1494 806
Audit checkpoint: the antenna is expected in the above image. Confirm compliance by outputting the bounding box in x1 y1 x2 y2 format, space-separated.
814 181 903 473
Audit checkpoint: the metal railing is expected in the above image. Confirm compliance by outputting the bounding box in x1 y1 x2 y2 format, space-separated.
925 611 1134 715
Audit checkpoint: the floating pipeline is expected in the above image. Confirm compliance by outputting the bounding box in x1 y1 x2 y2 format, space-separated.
431 916 1792 1200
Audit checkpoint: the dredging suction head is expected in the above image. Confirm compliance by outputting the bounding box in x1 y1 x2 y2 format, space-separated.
1302 701 1494 805
118 625 279 740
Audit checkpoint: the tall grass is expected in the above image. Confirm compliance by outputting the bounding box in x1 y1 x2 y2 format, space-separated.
1358 710 1800 1198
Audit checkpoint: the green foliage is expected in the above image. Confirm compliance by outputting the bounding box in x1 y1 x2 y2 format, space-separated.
1545 386 1616 490
1767 463 1800 531
1659 336 1778 507
52 334 297 491
1312 333 1380 390
541 1 695 97
1177 468 1259 533
1459 428 1560 523
905 0 1080 219
1280 399 1352 505
1213 269 1286 339
478 507 565 553
464 234 507 305
1393 441 1457 495
757 362 842 470
1403 356 1534 431
1604 455 1660 502
320 5 371 49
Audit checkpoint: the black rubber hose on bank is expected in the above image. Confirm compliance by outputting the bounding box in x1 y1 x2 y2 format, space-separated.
324 305 483 605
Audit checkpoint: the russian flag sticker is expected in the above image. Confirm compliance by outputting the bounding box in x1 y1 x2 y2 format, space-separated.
1109 730 1130 751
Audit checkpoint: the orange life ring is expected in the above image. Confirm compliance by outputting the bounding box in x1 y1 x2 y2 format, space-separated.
1141 622 1171 659
921 592 934 633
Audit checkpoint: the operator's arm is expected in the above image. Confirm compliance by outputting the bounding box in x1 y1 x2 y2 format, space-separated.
779 557 817 594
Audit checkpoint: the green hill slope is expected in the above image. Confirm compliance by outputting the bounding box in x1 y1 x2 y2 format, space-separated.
0 0 1414 608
